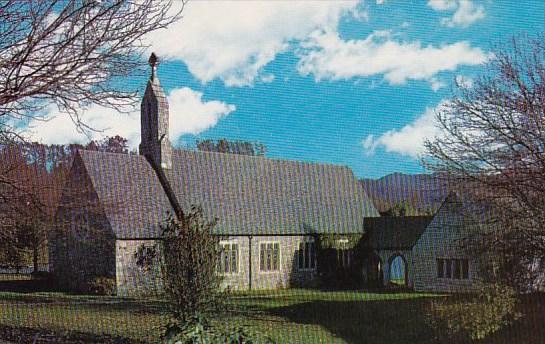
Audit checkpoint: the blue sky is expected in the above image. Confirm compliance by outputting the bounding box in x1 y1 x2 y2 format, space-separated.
30 1 544 178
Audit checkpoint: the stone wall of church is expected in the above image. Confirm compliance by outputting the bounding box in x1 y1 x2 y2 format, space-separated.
115 239 163 297
219 235 318 291
114 235 320 296
413 198 482 293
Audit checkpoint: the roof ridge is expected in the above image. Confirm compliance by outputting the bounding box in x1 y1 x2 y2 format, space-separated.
173 147 353 171
78 149 141 158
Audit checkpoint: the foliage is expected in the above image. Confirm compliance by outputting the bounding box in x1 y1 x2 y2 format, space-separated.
316 234 362 250
135 206 271 341
0 137 130 272
160 206 223 323
428 284 521 341
84 135 130 154
381 201 428 216
135 206 232 338
196 139 267 156
87 277 116 296
3 289 545 343
164 313 274 344
424 35 545 290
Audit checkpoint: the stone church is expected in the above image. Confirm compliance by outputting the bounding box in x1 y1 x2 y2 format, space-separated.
49 54 481 296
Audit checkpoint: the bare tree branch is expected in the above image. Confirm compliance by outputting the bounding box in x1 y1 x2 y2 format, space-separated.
0 0 185 136
424 34 545 290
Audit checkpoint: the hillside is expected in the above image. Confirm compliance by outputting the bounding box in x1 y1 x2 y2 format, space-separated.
360 172 451 216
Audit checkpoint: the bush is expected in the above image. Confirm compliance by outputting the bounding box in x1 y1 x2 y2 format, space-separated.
164 313 274 344
88 276 116 296
160 206 224 323
136 207 272 343
428 283 521 341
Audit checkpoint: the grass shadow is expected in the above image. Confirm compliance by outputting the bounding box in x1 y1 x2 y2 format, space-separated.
0 324 146 344
0 278 58 293
264 296 441 344
0 291 168 316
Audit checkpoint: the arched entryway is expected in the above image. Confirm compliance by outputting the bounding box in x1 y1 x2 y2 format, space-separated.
387 254 408 287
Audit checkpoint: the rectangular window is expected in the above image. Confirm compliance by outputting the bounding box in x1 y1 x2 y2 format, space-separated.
437 259 444 278
260 242 280 272
337 249 352 268
438 258 469 279
461 259 469 279
453 259 461 279
298 241 316 270
337 239 352 268
218 242 238 274
445 258 452 278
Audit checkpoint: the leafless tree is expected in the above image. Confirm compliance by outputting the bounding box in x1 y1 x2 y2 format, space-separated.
0 0 184 249
424 35 545 290
0 0 185 138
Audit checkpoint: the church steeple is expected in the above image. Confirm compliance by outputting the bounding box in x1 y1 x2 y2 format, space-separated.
139 53 172 169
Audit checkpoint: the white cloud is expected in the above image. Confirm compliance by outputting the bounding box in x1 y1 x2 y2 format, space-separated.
26 88 235 148
441 1 485 27
362 102 448 158
297 30 489 86
376 0 386 4
147 1 359 87
427 0 457 11
428 1 485 28
168 87 236 139
430 77 446 91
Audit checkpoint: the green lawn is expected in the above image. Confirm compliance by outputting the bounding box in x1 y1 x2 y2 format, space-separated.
0 286 544 343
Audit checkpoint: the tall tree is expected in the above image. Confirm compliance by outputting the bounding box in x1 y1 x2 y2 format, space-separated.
196 139 267 156
0 136 130 271
0 0 185 213
0 0 184 131
424 35 545 290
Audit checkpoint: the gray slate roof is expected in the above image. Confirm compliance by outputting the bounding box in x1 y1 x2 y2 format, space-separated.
364 216 433 249
166 150 378 235
77 149 379 238
77 150 174 238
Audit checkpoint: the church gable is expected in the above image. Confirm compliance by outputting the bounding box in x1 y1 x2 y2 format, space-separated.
412 193 481 292
51 153 116 290
77 150 174 239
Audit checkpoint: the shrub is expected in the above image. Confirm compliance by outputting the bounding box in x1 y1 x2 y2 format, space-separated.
88 276 116 296
159 206 224 324
164 313 274 344
137 206 268 342
428 283 521 341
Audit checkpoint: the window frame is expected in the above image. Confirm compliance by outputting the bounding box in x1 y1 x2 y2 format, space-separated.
336 239 352 268
437 258 470 280
437 258 444 278
297 238 317 271
259 241 281 273
218 240 239 275
461 259 469 279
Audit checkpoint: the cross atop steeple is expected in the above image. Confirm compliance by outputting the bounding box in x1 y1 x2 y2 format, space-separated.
148 52 158 81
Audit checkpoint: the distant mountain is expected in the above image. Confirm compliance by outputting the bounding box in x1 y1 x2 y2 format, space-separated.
360 172 451 216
